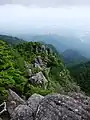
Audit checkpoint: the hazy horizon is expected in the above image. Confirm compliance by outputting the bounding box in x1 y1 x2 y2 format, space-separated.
0 0 90 43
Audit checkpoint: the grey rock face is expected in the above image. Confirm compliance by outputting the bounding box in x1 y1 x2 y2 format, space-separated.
11 105 33 120
34 63 42 70
8 92 90 120
69 92 90 104
7 89 25 115
37 56 43 65
29 72 48 86
27 94 44 112
35 94 90 120
34 56 43 65
34 56 47 68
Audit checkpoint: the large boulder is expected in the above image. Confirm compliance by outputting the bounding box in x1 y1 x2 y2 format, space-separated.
8 91 90 120
7 89 25 115
35 94 90 120
10 94 44 120
27 93 44 112
10 105 33 120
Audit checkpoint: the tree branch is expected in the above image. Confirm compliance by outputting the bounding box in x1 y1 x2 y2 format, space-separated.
0 102 7 115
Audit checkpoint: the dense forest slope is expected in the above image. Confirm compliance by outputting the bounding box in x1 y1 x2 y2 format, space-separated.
0 35 24 45
69 61 90 95
62 49 87 66
0 39 79 102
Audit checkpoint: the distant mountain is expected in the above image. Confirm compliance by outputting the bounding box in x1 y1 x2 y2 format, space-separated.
0 35 25 45
18 34 70 52
62 49 88 66
0 34 89 65
18 34 90 58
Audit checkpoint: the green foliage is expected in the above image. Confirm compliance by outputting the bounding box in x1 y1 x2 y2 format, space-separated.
62 49 88 67
0 40 26 101
69 61 90 95
0 39 80 102
0 35 24 45
0 87 8 102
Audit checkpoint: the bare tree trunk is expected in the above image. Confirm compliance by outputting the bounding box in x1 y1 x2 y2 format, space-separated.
0 102 7 115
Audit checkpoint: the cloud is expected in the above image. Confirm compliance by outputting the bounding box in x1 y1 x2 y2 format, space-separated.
0 4 90 35
0 0 90 7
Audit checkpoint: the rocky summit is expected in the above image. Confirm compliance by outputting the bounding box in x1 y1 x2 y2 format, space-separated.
0 36 90 120
4 89 90 120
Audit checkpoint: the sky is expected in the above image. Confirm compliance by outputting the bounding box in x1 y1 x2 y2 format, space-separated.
1 0 90 6
0 0 90 39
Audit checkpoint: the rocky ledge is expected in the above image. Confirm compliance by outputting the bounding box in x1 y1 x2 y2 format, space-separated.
1 89 90 120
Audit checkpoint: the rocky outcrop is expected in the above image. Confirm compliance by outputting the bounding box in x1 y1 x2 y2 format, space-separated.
27 94 44 112
10 93 44 120
6 90 90 120
29 72 48 88
35 56 43 65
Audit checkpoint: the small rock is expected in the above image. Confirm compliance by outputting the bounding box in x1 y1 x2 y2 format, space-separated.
11 105 33 120
27 69 32 77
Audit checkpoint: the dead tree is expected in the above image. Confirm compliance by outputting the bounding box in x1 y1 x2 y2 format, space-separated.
0 102 7 115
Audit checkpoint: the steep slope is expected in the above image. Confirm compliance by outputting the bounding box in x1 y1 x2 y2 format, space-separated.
62 49 87 66
0 40 26 102
69 61 90 95
0 40 80 102
46 44 61 57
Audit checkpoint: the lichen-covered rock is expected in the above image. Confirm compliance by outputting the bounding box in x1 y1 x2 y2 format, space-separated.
10 105 33 120
27 93 44 112
35 94 90 120
69 92 90 104
7 89 25 115
9 92 90 120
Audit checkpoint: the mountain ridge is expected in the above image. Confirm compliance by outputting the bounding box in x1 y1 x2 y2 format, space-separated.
62 49 88 66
